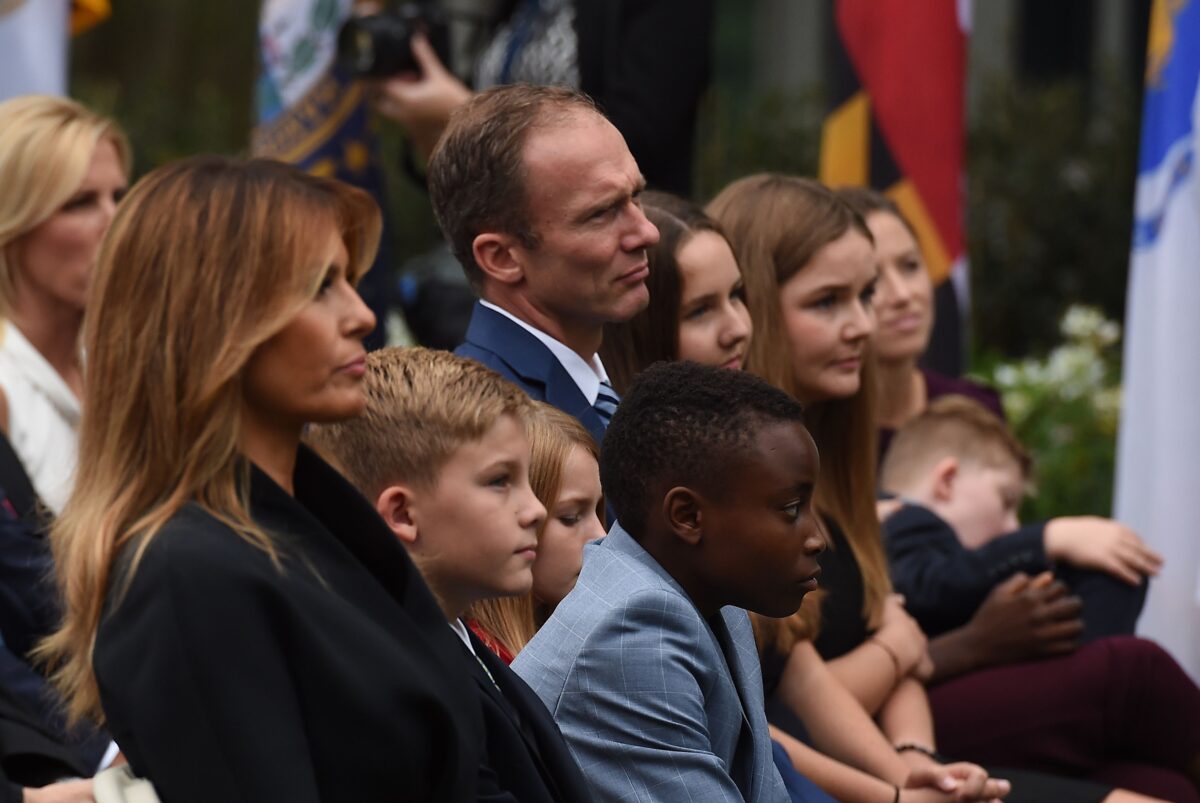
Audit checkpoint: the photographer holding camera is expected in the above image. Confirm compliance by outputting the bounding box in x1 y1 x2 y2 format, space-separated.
356 0 713 196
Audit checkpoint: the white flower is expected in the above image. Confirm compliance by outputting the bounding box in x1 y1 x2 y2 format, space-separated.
1097 320 1121 346
1004 390 1032 424
1060 305 1106 340
993 364 1020 389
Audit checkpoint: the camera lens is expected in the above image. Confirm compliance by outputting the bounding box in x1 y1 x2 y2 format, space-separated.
336 14 418 78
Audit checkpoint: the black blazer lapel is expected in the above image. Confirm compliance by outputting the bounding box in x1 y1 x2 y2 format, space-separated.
471 633 592 802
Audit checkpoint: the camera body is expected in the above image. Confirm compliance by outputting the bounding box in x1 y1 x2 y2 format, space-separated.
337 3 451 78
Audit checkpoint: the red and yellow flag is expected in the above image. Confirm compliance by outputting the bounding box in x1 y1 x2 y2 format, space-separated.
820 0 967 372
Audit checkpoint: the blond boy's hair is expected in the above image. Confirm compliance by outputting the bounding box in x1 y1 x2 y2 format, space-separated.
306 347 535 501
880 395 1031 495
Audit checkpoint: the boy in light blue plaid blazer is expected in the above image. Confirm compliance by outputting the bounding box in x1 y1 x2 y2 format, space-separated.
514 362 827 802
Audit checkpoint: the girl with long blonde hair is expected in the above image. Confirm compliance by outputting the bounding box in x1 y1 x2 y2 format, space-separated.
39 156 484 802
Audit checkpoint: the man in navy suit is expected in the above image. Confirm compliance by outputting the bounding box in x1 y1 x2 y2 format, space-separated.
427 84 660 445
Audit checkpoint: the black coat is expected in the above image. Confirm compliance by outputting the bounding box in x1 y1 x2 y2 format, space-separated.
94 447 484 802
468 632 594 803
575 0 713 197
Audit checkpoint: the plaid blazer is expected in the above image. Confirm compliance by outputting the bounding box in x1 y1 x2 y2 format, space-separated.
512 524 789 802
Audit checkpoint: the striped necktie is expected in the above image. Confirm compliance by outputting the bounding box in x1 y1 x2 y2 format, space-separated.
594 380 620 429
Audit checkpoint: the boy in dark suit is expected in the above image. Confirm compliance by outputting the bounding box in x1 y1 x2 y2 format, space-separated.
879 395 1161 643
307 347 593 803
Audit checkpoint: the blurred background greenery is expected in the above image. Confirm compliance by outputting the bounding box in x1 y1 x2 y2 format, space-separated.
69 0 1149 518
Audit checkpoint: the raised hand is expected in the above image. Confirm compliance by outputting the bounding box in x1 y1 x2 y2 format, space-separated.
1044 516 1163 586
372 33 472 159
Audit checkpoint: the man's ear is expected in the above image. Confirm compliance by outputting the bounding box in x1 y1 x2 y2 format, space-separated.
376 485 420 546
930 456 959 503
473 232 527 286
662 486 703 547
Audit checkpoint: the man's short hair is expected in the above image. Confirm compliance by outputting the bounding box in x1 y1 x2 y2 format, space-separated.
306 347 535 500
880 395 1031 493
427 83 600 288
600 361 808 539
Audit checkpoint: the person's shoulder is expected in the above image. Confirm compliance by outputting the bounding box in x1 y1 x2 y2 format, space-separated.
518 542 694 660
121 504 282 598
883 502 959 545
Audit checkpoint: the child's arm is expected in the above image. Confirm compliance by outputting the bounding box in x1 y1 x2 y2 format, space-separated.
769 726 914 803
877 678 1012 803
1043 517 1163 585
777 641 913 782
877 676 936 755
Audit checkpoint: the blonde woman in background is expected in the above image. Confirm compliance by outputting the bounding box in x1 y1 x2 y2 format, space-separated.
0 95 129 515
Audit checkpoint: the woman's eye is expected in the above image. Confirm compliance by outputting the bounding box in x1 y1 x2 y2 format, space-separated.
683 303 710 321
731 285 747 303
860 282 878 306
62 193 95 211
557 514 581 527
782 501 802 520
488 473 511 488
811 294 837 310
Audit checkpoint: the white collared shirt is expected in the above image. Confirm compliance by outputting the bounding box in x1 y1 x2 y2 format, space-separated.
480 300 609 405
448 618 477 655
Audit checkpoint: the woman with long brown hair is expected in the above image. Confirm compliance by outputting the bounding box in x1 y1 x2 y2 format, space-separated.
39 156 483 801
712 174 1199 803
600 191 751 394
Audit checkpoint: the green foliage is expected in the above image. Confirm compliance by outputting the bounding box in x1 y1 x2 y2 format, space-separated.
974 305 1122 521
967 73 1138 358
693 87 822 201
70 0 256 175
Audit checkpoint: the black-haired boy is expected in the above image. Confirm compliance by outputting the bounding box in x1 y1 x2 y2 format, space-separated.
513 361 825 802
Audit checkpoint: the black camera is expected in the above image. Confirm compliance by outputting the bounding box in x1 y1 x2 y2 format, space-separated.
336 3 451 78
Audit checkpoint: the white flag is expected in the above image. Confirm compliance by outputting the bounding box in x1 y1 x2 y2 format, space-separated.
1115 0 1200 682
0 0 69 101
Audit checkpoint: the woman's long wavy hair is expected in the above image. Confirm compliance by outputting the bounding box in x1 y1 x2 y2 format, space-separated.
708 174 891 655
38 156 381 724
0 94 131 318
469 403 601 655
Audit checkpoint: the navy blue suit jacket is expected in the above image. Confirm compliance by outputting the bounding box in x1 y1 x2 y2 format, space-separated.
455 302 607 445
882 503 1049 637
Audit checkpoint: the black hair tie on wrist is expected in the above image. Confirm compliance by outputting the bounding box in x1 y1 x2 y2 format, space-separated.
895 741 947 763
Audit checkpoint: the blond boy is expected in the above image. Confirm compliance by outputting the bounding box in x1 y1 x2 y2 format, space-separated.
880 395 1161 643
307 347 593 803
